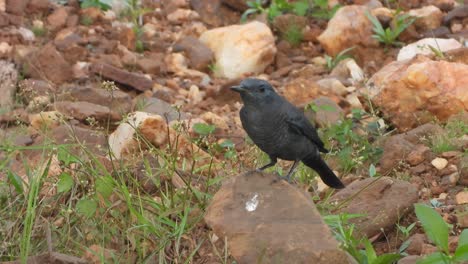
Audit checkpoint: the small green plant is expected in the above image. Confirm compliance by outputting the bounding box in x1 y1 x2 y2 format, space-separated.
80 15 94 26
283 24 303 46
415 204 468 263
317 108 384 174
366 11 415 47
310 0 341 20
324 46 355 70
242 0 311 22
324 213 402 263
31 26 46 37
396 222 416 240
79 0 111 10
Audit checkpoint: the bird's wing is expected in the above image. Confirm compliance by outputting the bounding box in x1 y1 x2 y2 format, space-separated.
285 109 329 153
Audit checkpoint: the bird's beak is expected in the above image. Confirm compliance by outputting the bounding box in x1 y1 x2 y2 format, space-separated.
230 85 246 93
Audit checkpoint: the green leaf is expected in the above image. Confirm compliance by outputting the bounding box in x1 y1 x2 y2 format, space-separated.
454 244 468 262
369 164 376 177
414 204 449 254
193 123 216 136
241 8 259 22
57 147 80 166
416 252 450 264
219 139 235 148
458 229 468 247
292 0 309 16
95 176 114 199
7 170 24 194
57 172 73 193
372 253 402 264
364 239 377 263
76 198 97 218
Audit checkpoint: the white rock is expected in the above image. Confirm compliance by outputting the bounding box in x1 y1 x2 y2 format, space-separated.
346 93 363 109
347 59 365 82
397 38 462 61
17 27 35 42
199 21 276 79
32 20 44 28
188 85 204 104
431 157 448 170
0 0 5 12
109 112 167 159
456 191 468 204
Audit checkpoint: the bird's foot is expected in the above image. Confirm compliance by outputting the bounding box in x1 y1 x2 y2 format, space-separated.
276 173 293 183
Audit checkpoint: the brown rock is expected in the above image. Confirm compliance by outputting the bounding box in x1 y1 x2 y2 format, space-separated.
27 0 50 13
47 6 69 31
221 0 249 11
17 79 55 103
406 233 426 255
137 53 165 75
54 101 121 122
0 60 18 109
398 255 421 264
26 43 73 84
331 177 418 238
173 36 214 71
6 0 28 15
406 144 431 166
369 57 468 131
380 124 443 172
318 5 378 56
283 77 321 107
60 85 132 113
455 191 468 204
408 5 443 31
458 155 468 186
118 27 136 51
90 63 153 92
190 0 239 27
205 171 351 264
307 96 344 127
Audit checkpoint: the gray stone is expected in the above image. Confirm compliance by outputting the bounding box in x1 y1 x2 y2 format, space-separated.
0 60 18 110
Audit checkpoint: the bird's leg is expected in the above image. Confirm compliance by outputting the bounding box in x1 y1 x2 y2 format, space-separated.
257 156 277 171
281 160 300 182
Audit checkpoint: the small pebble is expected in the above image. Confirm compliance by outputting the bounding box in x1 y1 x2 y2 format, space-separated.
455 191 468 204
431 157 448 170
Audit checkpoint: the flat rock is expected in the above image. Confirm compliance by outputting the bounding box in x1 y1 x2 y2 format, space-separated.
26 43 73 85
60 84 132 113
205 171 351 264
307 96 344 127
0 60 17 109
91 63 153 92
190 0 239 27
397 38 462 61
54 101 122 122
455 191 468 204
431 157 448 170
331 177 418 238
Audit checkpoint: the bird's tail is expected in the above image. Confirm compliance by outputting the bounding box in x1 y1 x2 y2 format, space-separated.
302 154 345 189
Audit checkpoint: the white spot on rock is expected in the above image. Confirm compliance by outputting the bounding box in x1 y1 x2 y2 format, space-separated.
245 193 259 212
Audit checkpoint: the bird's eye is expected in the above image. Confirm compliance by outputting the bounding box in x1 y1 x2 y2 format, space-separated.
259 87 265 93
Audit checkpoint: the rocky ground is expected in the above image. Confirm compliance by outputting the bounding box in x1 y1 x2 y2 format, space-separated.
0 0 467 263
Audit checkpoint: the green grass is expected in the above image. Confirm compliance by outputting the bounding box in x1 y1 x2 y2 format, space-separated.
282 24 303 46
366 10 415 47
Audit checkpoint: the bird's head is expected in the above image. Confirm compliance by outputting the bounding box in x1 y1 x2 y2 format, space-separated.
231 78 277 105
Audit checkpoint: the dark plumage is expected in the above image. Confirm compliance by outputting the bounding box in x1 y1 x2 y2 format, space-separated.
231 78 345 189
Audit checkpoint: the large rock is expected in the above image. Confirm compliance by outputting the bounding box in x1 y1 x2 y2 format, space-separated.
332 177 418 238
317 5 378 56
199 21 276 79
135 96 188 122
26 43 73 84
0 60 18 109
205 171 351 264
397 38 462 61
190 0 239 27
90 63 153 92
6 0 28 15
368 56 468 131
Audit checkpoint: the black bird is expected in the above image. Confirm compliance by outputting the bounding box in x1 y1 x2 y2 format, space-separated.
231 78 345 189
